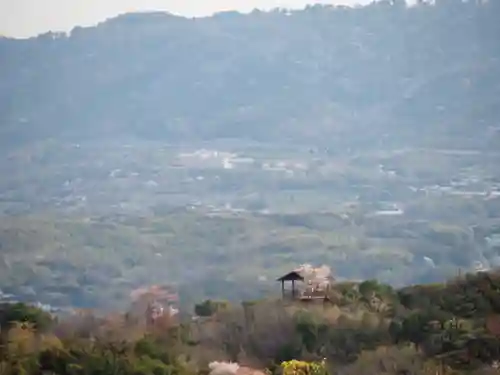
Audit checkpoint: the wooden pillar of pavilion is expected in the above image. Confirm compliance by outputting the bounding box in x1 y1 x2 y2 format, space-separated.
277 270 304 300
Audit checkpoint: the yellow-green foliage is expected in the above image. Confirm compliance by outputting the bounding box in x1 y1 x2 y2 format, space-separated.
2 270 500 375
281 360 328 375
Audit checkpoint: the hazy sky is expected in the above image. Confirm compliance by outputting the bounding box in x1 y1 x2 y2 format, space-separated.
0 0 367 38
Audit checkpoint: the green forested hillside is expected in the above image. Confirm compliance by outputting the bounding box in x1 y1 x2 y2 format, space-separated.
1 0 499 149
1 272 500 375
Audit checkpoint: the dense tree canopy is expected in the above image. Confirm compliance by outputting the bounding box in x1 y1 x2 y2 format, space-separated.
2 272 500 374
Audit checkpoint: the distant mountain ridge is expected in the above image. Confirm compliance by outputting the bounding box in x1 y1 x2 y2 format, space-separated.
1 0 499 150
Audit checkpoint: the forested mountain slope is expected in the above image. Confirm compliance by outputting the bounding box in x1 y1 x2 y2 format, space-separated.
1 0 499 150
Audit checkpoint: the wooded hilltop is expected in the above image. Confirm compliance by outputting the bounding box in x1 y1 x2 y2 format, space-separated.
1 271 500 375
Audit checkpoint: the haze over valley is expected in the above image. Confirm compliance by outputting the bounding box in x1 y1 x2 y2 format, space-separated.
1 0 499 312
